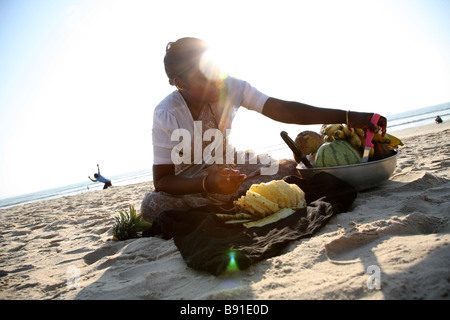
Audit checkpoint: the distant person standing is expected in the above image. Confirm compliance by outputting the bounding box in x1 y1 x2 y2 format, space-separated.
435 115 443 124
88 164 112 189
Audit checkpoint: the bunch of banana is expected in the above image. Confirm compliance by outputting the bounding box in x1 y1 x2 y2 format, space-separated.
321 123 403 159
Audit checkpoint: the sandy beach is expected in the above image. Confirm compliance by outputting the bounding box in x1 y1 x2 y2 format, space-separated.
1 121 449 300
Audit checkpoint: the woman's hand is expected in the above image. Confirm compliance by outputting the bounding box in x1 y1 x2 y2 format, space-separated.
348 112 387 135
205 167 246 194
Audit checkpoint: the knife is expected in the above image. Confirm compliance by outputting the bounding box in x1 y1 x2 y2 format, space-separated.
280 131 313 168
361 113 381 163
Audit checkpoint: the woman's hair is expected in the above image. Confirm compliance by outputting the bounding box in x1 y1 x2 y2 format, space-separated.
164 37 208 85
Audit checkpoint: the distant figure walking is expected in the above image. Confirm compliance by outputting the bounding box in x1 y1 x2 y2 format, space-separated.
88 164 112 189
435 115 443 124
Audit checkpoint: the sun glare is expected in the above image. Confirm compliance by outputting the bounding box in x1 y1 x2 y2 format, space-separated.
199 48 230 81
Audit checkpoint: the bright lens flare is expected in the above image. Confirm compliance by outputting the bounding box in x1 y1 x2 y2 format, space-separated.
199 48 229 81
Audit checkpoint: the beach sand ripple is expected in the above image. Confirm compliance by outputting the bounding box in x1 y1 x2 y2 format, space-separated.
1 122 450 300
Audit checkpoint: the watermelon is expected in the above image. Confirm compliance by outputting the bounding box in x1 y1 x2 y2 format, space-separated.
315 140 361 167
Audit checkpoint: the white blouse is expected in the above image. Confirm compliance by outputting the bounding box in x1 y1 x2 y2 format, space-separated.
152 76 269 165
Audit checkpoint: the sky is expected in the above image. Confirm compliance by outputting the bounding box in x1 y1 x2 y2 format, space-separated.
0 0 449 198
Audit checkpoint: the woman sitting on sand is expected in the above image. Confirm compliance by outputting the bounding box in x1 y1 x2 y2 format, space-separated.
140 37 386 222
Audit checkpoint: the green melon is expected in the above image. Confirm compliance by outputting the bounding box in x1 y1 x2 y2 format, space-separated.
315 140 361 167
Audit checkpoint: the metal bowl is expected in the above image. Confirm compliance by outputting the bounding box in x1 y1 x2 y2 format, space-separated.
297 151 399 191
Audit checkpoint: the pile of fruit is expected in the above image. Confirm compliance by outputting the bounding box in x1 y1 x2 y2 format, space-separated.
234 179 306 217
218 180 307 227
294 124 403 168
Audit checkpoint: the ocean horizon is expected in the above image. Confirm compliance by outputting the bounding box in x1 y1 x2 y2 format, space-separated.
1 101 449 210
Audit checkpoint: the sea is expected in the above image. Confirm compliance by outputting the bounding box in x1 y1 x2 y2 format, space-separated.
0 169 153 210
1 102 449 210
